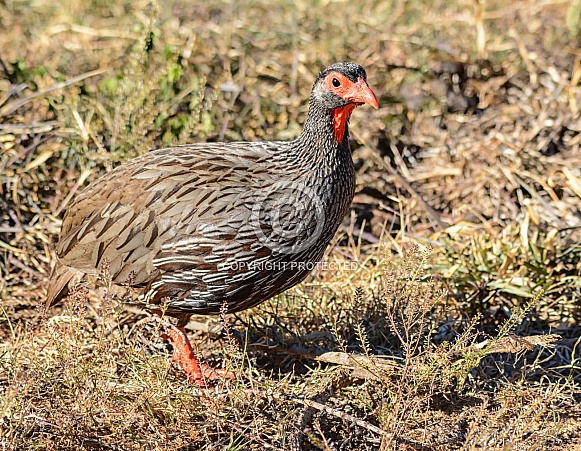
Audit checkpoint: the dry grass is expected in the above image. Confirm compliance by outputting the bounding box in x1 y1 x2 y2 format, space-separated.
1 0 581 449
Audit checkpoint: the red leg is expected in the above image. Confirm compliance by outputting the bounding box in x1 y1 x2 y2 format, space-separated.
162 326 236 387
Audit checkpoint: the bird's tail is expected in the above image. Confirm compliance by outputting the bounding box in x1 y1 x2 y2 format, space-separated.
45 262 83 309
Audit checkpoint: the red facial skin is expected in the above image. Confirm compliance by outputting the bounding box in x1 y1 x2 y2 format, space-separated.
323 72 379 142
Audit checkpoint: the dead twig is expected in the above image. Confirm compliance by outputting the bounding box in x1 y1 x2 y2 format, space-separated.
271 391 390 438
0 68 108 117
248 334 560 381
446 333 561 361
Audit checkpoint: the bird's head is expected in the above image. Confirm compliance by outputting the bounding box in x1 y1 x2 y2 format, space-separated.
311 62 378 142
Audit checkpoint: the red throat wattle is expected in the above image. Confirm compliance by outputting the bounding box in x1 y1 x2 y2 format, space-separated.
332 103 357 142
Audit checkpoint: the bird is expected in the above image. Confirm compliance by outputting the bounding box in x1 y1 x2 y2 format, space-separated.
46 62 378 386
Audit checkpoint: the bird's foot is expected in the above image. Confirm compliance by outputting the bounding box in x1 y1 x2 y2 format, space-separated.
162 326 236 388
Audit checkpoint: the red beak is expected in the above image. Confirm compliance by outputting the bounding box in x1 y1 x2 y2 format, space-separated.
345 77 379 109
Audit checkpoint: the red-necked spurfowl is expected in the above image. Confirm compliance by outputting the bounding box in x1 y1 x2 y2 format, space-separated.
46 62 378 386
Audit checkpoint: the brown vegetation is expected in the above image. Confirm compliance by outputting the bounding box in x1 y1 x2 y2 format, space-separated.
1 0 581 449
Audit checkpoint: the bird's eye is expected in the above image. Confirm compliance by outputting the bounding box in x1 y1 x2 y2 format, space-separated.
332 77 341 87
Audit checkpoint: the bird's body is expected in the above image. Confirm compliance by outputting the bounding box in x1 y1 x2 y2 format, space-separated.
46 62 378 385
49 139 355 317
